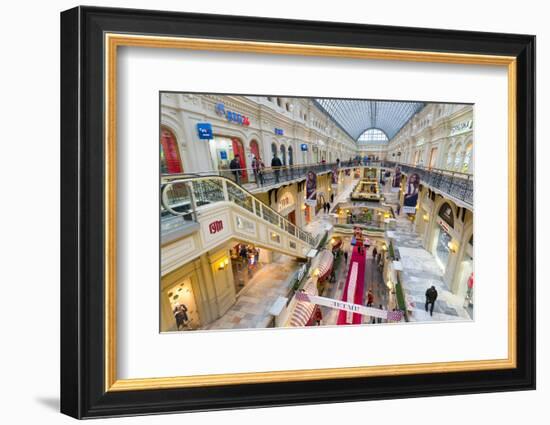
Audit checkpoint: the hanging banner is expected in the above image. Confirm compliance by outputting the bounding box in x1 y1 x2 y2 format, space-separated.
305 171 317 206
391 166 402 192
295 292 403 321
331 167 338 184
403 172 420 214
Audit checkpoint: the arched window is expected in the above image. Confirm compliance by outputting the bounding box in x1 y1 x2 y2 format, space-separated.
462 143 473 173
357 128 389 144
454 148 464 171
280 145 287 165
446 147 456 170
250 139 261 161
160 127 183 174
288 146 294 166
271 142 277 159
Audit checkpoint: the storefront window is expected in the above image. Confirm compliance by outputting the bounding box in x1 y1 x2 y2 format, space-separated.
446 149 455 170
435 227 452 271
454 150 464 171
166 278 200 331
462 144 473 173
209 136 234 170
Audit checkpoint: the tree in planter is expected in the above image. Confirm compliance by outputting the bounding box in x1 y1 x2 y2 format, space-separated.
388 241 395 259
364 209 372 224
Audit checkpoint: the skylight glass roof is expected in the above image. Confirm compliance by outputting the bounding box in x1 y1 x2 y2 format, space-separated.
315 99 425 142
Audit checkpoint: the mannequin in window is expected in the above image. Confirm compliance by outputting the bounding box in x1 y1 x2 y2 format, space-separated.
174 304 189 330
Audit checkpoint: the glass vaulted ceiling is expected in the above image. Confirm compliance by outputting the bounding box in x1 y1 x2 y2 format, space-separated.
315 99 425 142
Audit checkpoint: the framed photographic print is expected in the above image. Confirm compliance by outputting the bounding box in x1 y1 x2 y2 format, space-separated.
60 6 536 419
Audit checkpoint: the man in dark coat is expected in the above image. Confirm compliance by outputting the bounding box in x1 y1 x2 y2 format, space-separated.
229 154 242 185
271 154 282 183
425 285 438 316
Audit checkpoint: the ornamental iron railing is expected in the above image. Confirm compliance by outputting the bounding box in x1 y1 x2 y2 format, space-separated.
381 160 473 206
161 176 318 246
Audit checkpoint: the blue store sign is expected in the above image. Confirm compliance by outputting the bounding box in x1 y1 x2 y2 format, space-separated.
300 143 308 151
274 128 284 135
197 123 213 139
215 102 250 126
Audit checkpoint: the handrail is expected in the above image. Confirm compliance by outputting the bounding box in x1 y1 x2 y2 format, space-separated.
161 175 318 246
162 161 340 180
381 160 473 205
382 160 473 179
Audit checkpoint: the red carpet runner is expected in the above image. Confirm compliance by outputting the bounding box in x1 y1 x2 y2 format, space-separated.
337 246 366 325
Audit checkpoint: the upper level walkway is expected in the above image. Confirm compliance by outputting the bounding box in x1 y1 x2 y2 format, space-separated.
164 159 472 208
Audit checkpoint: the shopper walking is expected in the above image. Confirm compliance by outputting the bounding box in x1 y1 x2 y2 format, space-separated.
314 307 323 326
229 154 242 185
344 250 348 264
372 246 378 259
252 156 265 186
425 285 438 316
271 154 282 183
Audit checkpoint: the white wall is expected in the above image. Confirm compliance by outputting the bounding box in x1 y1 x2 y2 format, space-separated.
0 1 546 425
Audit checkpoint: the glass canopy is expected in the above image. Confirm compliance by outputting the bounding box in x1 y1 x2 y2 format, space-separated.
315 99 425 142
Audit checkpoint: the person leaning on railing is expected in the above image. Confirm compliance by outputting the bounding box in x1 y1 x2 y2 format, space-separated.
251 155 265 186
229 154 242 185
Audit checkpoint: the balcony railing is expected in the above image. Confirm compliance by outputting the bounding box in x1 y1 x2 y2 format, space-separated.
161 176 318 246
162 162 341 191
381 160 473 206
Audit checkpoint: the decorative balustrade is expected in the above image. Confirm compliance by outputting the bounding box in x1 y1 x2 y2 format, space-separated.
161 176 318 246
381 160 473 206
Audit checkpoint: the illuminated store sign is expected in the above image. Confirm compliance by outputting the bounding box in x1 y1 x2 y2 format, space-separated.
300 143 308 151
274 128 284 135
450 120 473 136
208 220 224 234
215 102 250 126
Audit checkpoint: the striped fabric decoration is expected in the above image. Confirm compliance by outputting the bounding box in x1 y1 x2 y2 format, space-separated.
289 280 317 327
386 310 404 322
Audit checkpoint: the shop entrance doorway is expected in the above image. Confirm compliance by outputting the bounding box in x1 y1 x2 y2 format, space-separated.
230 243 263 295
208 136 248 182
287 210 296 225
433 226 452 271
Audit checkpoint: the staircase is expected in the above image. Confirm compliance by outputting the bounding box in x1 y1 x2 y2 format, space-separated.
161 176 318 275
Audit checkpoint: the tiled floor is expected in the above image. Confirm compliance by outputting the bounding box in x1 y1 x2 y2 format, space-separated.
204 255 300 330
390 214 472 322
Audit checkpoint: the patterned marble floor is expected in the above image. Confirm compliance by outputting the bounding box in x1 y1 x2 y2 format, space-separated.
377 178 472 323
204 255 300 330
391 215 472 322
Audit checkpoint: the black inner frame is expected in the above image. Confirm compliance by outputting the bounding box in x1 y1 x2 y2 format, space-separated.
60 6 536 419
